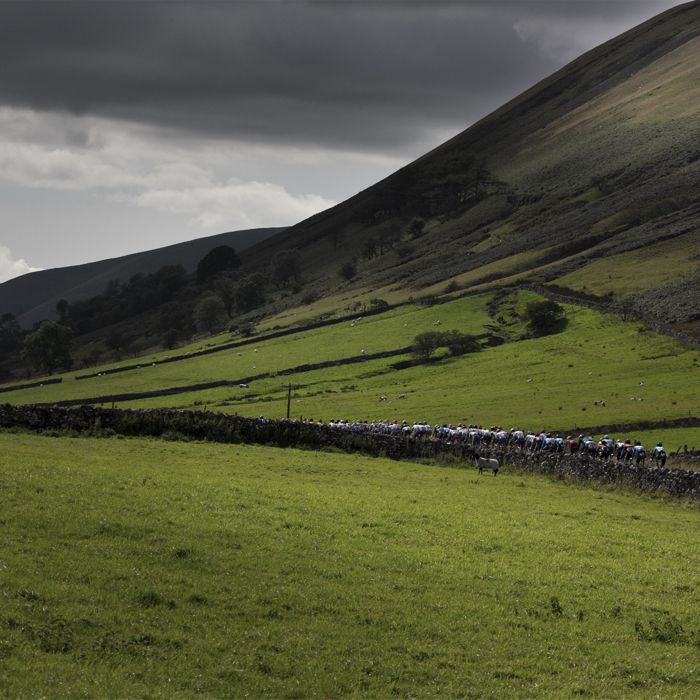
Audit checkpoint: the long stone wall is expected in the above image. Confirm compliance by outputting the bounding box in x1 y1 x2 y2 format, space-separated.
0 403 477 463
2 402 700 499
73 303 404 381
506 450 700 499
53 347 412 407
0 377 62 394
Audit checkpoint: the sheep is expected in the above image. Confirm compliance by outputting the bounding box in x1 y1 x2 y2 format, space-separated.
476 456 500 476
398 394 405 399
379 396 388 402
527 379 533 383
237 353 242 356
239 384 249 388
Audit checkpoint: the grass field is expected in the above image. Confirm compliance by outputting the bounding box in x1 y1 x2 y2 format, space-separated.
2 432 700 699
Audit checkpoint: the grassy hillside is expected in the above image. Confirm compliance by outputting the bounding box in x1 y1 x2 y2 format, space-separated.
5 4 700 387
4 290 699 446
228 2 700 337
2 432 700 698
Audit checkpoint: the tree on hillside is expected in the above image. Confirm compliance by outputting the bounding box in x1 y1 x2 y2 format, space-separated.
270 250 302 288
525 299 565 333
411 331 444 362
377 223 402 253
361 236 378 260
235 273 267 314
21 321 74 376
194 296 228 335
0 313 22 354
55 299 69 324
442 330 481 356
408 217 426 238
103 278 123 298
197 245 241 284
212 276 237 316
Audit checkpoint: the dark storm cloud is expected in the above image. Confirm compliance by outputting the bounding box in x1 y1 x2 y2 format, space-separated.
0 1 679 153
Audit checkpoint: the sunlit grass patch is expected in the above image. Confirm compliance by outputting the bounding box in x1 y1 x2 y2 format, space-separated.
2 432 700 698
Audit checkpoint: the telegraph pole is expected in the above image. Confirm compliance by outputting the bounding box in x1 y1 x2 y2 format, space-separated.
287 383 292 420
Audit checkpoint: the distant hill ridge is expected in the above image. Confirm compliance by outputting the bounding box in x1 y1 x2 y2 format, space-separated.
0 227 283 327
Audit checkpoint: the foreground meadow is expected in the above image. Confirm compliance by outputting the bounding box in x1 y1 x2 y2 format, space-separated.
2 432 700 698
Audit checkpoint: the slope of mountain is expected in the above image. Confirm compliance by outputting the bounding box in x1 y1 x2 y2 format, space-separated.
237 2 700 334
0 227 283 327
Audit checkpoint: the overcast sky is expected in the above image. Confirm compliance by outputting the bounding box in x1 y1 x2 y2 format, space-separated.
0 0 681 282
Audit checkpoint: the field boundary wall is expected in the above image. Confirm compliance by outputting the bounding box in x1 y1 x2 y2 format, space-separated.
0 377 62 394
2 403 700 499
73 303 405 381
50 347 412 407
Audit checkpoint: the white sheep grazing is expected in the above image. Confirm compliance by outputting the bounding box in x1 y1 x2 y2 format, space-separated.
527 379 533 383
398 394 405 399
237 353 242 356
639 382 644 386
476 456 500 476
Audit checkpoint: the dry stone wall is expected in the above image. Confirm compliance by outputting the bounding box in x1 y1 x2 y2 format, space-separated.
507 450 700 499
2 402 700 499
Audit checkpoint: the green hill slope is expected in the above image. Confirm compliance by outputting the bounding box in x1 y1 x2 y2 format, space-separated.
236 2 700 334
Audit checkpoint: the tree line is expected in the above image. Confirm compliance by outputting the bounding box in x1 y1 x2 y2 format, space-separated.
0 244 308 379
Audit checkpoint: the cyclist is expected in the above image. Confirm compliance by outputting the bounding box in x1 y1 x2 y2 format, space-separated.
650 442 667 467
